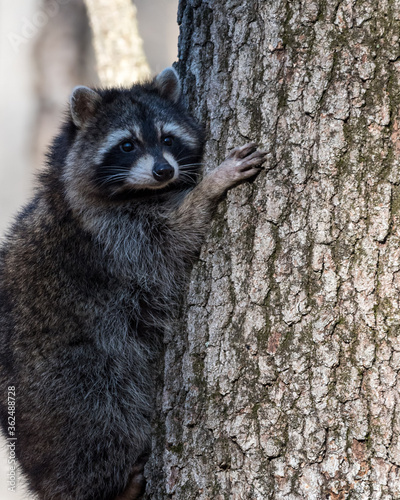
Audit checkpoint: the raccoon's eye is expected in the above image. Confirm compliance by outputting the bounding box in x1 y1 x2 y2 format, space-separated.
120 141 134 153
162 136 174 147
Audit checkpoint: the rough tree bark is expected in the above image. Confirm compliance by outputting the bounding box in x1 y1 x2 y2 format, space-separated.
146 0 400 498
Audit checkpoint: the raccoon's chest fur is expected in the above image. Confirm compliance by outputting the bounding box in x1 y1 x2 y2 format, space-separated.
73 202 185 344
86 201 185 292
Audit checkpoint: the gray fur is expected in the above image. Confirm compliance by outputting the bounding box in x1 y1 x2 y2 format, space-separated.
0 71 267 500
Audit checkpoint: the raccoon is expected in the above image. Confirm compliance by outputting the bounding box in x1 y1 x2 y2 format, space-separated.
0 67 267 500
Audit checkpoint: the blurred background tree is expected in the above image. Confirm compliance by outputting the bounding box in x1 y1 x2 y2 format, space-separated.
84 0 150 86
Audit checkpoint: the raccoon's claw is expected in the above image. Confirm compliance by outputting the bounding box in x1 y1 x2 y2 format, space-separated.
228 142 258 159
227 143 268 167
210 143 268 194
238 150 268 171
229 144 268 177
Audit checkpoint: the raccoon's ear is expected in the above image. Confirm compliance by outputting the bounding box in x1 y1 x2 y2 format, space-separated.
70 86 101 128
154 67 181 104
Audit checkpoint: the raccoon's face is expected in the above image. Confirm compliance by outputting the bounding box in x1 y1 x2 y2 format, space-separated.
65 68 204 205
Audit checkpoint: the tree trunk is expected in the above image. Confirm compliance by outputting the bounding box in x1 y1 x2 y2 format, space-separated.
146 0 400 498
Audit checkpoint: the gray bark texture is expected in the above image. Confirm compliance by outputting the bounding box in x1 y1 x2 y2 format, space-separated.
146 0 400 498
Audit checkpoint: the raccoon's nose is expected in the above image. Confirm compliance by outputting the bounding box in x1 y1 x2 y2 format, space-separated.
152 163 175 182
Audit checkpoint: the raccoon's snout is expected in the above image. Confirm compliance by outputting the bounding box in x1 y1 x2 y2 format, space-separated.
152 163 175 182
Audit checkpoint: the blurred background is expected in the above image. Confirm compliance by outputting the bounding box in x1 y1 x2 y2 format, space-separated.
0 0 178 497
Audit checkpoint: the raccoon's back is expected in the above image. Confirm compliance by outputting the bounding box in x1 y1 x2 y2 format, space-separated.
0 193 107 366
0 192 119 433
0 197 43 431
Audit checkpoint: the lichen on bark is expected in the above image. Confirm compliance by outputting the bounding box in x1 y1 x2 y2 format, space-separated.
146 1 400 498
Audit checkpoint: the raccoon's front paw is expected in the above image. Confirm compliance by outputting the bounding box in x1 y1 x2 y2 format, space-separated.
214 142 268 191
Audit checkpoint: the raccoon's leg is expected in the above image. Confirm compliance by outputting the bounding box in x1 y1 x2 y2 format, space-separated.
114 456 148 500
115 454 149 500
169 143 267 254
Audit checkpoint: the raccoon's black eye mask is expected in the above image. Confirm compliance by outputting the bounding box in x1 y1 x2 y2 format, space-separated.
162 136 174 147
120 141 135 153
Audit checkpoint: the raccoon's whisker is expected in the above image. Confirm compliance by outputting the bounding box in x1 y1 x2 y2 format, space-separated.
97 164 129 171
99 173 128 182
174 146 189 159
178 172 200 183
176 152 201 161
179 163 204 170
97 173 129 180
178 166 201 173
177 154 203 163
98 172 129 179
101 172 129 179
179 170 202 180
98 173 128 186
179 168 203 176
